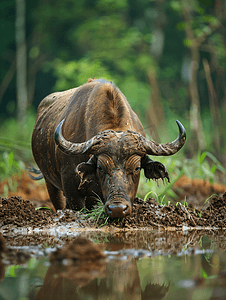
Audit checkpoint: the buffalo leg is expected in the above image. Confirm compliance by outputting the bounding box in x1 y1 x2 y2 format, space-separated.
61 175 86 211
45 178 66 211
64 192 86 211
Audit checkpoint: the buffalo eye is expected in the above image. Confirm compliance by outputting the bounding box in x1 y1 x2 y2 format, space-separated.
97 165 104 174
134 166 141 173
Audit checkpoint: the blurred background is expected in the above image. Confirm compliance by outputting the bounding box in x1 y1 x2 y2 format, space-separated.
0 0 226 199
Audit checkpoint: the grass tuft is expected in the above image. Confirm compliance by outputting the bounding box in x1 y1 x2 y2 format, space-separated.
80 200 109 226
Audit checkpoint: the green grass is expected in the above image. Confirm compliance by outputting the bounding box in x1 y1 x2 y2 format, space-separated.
80 200 109 226
0 111 36 196
143 191 166 205
137 151 226 205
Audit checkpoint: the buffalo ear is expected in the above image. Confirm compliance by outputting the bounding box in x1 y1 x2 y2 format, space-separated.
141 154 170 182
76 155 97 190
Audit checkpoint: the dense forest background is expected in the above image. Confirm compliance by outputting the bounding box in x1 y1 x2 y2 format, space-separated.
1 0 226 167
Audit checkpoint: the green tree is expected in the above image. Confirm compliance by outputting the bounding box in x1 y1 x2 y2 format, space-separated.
1 0 226 162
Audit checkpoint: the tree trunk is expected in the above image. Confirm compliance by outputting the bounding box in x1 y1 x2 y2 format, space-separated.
147 67 167 142
203 58 223 159
182 5 206 152
15 0 27 123
189 53 206 151
147 0 167 142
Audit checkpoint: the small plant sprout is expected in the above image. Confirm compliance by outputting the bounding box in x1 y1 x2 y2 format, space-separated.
198 211 202 218
144 191 166 205
144 191 157 202
204 194 217 206
199 194 217 213
183 196 188 207
160 195 166 205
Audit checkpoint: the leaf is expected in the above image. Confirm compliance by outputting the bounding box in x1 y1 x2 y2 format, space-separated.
170 1 181 12
8 151 14 169
205 152 226 174
201 268 209 279
200 152 207 164
144 191 158 202
211 165 216 175
5 265 20 277
35 207 52 210
183 39 193 47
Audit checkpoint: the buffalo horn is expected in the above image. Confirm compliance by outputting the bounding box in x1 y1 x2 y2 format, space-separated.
55 119 104 155
143 120 186 156
55 119 186 156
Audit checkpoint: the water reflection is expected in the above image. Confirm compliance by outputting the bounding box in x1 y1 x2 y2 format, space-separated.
1 232 226 299
32 257 169 300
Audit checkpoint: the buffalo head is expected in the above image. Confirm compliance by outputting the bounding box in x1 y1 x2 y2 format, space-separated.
54 120 186 218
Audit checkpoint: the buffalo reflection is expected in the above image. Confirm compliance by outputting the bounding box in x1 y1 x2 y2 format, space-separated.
32 256 169 300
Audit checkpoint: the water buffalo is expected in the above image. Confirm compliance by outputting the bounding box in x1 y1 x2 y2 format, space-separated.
32 78 186 217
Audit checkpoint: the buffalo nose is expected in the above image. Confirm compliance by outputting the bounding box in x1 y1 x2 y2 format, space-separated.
106 203 130 218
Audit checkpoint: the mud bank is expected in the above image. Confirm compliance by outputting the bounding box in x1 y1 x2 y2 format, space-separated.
1 193 226 232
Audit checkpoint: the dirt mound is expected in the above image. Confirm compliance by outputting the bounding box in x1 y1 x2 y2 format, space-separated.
0 172 53 210
1 172 225 215
209 193 226 209
0 196 91 230
0 196 53 228
109 193 226 229
1 193 226 230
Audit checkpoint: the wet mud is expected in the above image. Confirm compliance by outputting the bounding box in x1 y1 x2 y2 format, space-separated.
0 171 226 258
111 193 226 229
1 193 226 232
0 196 92 231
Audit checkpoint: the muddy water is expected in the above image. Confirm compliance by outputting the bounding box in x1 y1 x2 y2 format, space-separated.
1 230 226 300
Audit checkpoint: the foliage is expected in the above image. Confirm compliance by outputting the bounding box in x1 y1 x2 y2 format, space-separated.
181 151 226 184
1 0 226 159
0 151 25 196
0 110 35 161
0 151 24 179
1 0 226 205
0 111 35 196
52 58 113 91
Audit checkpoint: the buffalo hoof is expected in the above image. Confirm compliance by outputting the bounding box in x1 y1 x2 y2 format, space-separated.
105 202 131 218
